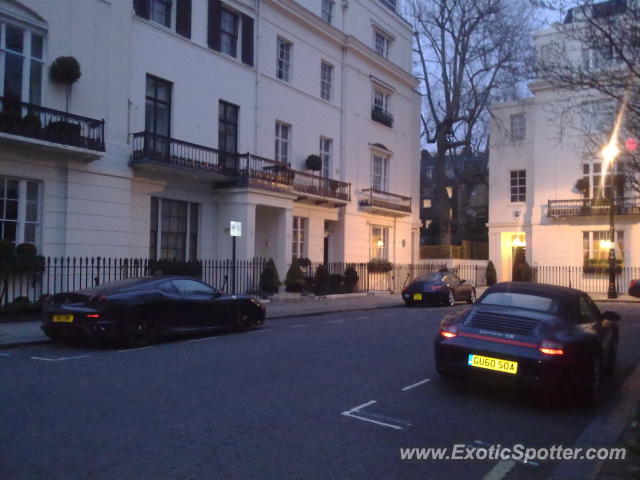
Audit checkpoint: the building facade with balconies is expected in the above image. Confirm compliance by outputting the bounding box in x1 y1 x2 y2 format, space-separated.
1 0 420 278
488 2 639 283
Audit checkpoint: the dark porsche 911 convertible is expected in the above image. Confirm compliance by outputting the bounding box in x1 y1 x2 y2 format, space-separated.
402 271 476 306
434 282 620 403
42 276 266 347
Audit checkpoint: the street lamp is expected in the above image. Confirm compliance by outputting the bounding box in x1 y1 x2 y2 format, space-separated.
601 139 621 299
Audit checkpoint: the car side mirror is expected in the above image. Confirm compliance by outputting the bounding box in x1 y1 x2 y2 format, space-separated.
602 311 621 322
212 289 223 299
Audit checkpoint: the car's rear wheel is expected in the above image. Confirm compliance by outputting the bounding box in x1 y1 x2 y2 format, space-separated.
121 308 157 348
467 289 476 304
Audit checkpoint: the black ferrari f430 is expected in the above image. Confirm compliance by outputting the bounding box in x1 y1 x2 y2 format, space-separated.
42 276 266 347
434 282 620 403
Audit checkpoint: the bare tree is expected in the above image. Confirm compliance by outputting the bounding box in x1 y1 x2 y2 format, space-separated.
412 0 537 244
535 0 640 194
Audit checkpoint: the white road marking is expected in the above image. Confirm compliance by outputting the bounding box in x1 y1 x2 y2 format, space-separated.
117 346 153 352
326 319 344 324
186 336 220 343
247 328 271 333
291 324 311 328
341 400 409 430
0 353 11 357
482 460 516 480
31 355 90 362
401 378 431 391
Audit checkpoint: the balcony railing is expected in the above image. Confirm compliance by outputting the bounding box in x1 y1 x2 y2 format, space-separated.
547 197 640 217
359 188 411 213
291 170 350 202
131 131 350 202
0 96 105 151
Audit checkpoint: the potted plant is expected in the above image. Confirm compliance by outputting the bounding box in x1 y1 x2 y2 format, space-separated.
486 260 497 286
50 56 81 112
367 258 393 273
305 154 322 172
259 258 281 295
343 264 359 293
21 112 42 137
284 257 305 293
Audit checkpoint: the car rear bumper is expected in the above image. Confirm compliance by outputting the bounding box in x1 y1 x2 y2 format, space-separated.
403 291 448 304
435 336 586 389
42 311 118 342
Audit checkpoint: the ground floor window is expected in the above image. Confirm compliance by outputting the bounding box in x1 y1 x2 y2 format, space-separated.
370 225 389 260
582 230 624 264
0 176 40 246
292 216 307 259
150 197 199 261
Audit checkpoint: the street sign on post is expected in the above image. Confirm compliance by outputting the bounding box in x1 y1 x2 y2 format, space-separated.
229 221 242 294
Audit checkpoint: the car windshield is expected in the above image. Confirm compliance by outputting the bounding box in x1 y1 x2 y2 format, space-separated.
479 292 558 313
416 273 443 282
78 277 153 293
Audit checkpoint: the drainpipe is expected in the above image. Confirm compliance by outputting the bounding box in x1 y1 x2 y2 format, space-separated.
254 0 262 154
339 0 348 261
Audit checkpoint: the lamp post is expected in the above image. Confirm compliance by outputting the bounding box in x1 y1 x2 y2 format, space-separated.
601 141 620 299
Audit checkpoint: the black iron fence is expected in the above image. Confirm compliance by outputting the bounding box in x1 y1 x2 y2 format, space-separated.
359 188 411 213
0 256 489 308
0 96 105 151
531 266 640 294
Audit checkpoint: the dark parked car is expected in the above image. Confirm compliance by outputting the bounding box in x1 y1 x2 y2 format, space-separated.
402 271 476 306
434 282 620 403
42 276 266 347
629 279 640 298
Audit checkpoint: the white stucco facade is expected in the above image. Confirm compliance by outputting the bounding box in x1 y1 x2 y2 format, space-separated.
488 24 639 284
0 0 420 279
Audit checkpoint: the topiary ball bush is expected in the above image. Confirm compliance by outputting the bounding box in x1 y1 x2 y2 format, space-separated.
49 56 81 85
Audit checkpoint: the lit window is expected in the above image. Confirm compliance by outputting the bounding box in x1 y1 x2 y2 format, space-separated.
510 114 526 141
0 176 41 246
510 170 526 203
422 199 431 208
150 197 199 261
276 38 292 82
370 225 389 260
583 231 623 263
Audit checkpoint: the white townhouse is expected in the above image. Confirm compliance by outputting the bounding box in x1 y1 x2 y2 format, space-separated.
488 4 639 284
0 0 420 279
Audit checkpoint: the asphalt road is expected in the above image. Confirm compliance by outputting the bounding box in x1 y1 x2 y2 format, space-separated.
1 302 639 480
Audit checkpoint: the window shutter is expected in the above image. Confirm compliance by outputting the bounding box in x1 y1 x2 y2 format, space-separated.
208 0 222 51
176 0 192 38
241 14 254 66
133 0 149 19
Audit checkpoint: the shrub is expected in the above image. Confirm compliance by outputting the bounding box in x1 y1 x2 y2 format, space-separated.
285 258 305 293
486 261 497 286
574 178 590 194
297 257 311 268
305 154 322 171
313 264 330 295
516 259 533 282
367 259 393 273
22 113 42 132
16 243 37 257
329 274 343 294
260 258 281 295
49 56 81 85
149 259 202 278
343 265 359 293
0 239 15 259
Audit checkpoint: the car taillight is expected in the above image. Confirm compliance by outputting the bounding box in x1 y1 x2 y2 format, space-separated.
402 287 408 294
539 340 564 355
86 314 100 318
440 325 458 338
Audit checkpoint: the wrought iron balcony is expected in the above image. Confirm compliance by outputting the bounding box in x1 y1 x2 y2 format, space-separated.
291 170 350 205
547 197 640 218
359 188 411 216
131 131 351 203
0 96 105 152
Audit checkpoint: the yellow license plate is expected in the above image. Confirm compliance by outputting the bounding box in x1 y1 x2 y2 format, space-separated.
468 354 518 375
413 293 422 300
52 314 74 323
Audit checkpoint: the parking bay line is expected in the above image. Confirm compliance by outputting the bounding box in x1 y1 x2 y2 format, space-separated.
291 324 311 328
401 378 431 391
0 353 11 357
326 319 344 324
482 460 516 480
341 400 410 430
117 346 154 352
31 355 90 362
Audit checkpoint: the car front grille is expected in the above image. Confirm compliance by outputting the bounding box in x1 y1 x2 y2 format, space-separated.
467 311 540 336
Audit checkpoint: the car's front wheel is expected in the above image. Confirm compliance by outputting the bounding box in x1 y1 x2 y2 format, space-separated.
233 309 253 331
446 291 456 307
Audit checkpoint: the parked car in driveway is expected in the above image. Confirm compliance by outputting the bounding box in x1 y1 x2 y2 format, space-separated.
402 271 476 307
42 276 266 347
629 279 640 298
434 282 620 403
